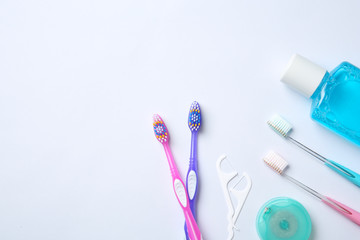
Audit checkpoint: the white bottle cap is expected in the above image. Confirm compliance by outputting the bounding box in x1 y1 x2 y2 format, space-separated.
281 54 327 98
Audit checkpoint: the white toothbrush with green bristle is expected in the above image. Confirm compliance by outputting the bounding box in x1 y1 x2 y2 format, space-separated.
267 114 360 187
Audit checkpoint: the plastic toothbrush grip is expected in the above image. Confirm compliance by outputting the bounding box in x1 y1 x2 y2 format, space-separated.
173 178 188 209
187 169 198 213
322 196 360 226
173 178 202 240
325 160 360 187
185 169 198 240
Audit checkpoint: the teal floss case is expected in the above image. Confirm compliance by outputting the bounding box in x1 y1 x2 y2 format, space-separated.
256 197 312 240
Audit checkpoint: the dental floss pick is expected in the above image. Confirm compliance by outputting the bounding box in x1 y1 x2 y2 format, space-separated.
216 155 252 240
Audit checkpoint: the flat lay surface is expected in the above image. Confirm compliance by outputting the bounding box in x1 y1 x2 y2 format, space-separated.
1 0 360 239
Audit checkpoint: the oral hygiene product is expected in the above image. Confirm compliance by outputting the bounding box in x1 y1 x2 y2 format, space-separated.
185 101 201 240
256 197 312 240
263 151 360 226
216 155 252 240
281 54 360 146
267 114 360 187
153 114 202 240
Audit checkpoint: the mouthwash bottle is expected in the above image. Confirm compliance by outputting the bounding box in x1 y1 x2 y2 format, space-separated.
281 54 360 146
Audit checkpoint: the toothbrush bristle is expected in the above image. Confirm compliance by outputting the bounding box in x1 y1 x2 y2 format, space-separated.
188 101 201 132
267 114 292 137
153 114 169 143
263 151 288 174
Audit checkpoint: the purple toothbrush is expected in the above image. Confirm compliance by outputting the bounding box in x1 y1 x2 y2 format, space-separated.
185 101 201 240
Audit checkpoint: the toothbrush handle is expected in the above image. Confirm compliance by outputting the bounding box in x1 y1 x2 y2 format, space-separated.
187 165 198 215
185 159 198 240
164 143 202 240
325 160 360 187
322 196 360 226
172 176 202 240
188 132 199 212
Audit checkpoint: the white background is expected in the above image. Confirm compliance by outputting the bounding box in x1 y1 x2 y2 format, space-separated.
1 0 360 239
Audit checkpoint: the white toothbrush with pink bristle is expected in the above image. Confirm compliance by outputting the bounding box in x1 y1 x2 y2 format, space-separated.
263 151 360 226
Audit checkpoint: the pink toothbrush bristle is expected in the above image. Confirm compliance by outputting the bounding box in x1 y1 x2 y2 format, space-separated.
153 114 169 143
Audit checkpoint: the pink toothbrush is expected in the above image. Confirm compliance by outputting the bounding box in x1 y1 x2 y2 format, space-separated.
153 114 202 240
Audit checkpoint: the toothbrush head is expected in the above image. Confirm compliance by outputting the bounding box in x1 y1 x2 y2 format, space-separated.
263 151 288 175
267 114 293 137
153 114 169 143
188 101 201 132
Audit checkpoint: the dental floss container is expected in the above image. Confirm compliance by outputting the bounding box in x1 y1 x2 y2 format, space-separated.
256 197 312 240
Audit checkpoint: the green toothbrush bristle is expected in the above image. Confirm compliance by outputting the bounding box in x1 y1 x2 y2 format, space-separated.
267 114 293 137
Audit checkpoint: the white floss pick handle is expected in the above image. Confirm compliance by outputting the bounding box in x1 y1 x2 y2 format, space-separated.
216 155 252 240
